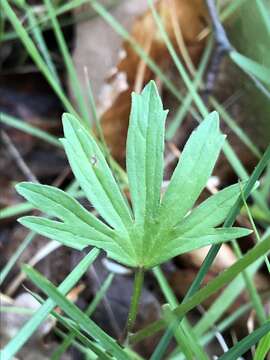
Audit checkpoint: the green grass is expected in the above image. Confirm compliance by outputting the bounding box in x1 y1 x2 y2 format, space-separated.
0 249 100 360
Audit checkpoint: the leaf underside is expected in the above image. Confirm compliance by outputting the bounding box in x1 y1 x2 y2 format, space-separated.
17 81 252 268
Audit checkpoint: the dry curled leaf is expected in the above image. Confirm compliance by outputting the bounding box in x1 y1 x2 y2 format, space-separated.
71 0 207 164
100 0 207 164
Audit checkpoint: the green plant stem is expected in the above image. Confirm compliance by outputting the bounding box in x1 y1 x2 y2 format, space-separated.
126 267 145 335
130 234 270 345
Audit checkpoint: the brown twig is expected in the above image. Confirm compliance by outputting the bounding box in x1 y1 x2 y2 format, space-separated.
88 264 121 339
1 130 38 183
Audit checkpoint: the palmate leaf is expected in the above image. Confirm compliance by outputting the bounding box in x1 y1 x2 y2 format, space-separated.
17 81 252 269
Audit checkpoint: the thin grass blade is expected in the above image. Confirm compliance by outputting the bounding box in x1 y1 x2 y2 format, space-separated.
130 234 270 344
0 249 100 360
22 265 129 360
219 320 270 360
230 51 270 86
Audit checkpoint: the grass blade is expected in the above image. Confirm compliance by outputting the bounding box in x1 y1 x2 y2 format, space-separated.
0 112 61 148
148 0 208 117
254 327 270 360
89 0 192 109
166 39 213 139
51 273 114 359
230 51 270 86
1 0 79 117
43 0 90 126
0 232 35 285
152 267 209 360
22 265 129 360
130 234 270 344
194 258 264 337
0 202 34 220
210 97 262 159
219 320 270 360
0 248 100 360
26 4 60 83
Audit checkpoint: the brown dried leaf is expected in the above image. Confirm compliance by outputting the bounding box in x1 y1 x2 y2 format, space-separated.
99 0 207 164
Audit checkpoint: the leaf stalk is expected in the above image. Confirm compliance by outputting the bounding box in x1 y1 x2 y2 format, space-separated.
126 267 145 336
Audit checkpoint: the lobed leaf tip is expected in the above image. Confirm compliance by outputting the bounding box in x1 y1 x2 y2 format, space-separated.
15 181 35 195
62 112 72 121
17 215 32 223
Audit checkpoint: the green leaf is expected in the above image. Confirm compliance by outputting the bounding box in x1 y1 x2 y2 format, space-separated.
0 249 100 360
126 80 168 225
159 111 226 228
16 82 252 269
61 113 133 232
22 265 128 360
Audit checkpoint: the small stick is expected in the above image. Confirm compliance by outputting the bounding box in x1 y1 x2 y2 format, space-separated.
1 130 38 183
205 0 270 100
89 264 121 339
204 0 232 97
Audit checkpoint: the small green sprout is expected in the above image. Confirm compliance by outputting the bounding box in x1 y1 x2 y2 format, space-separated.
16 81 251 269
